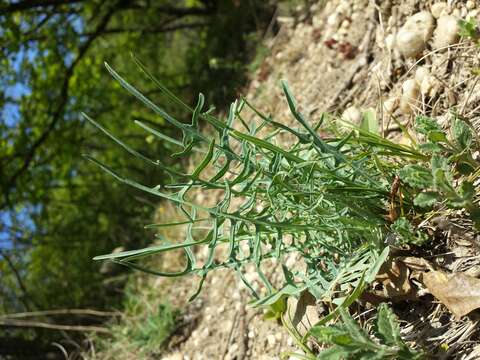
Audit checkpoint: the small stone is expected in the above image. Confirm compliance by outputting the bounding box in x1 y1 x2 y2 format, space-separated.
327 13 338 26
415 66 429 84
420 75 439 97
228 343 239 355
266 334 276 347
468 9 479 18
431 2 448 19
400 79 420 114
340 19 351 29
383 97 398 115
396 11 435 58
342 106 362 123
467 1 476 10
385 33 396 51
433 15 460 49
163 352 183 360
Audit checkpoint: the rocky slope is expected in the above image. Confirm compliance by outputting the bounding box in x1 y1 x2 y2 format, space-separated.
143 1 480 358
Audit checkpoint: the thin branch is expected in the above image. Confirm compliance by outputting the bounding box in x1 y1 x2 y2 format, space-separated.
117 4 214 16
0 319 109 333
0 0 84 14
0 308 120 319
80 21 209 37
0 252 36 311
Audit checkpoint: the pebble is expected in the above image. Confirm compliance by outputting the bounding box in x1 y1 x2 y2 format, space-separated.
420 74 440 97
385 33 396 51
433 15 459 49
396 11 435 58
383 97 398 115
467 0 476 10
342 106 362 123
431 2 448 19
163 352 183 360
266 334 276 347
415 66 429 84
400 79 420 114
468 9 479 18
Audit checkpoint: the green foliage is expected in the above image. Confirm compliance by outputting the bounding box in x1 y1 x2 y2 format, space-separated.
390 217 428 245
87 61 437 312
310 304 424 360
459 18 480 44
91 283 179 359
360 108 379 135
119 302 177 354
0 0 275 318
398 116 479 228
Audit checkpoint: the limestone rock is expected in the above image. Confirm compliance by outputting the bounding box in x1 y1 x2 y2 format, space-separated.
396 11 435 58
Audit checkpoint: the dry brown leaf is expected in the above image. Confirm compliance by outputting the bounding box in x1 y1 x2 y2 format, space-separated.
399 256 434 272
422 270 480 318
369 259 417 302
287 290 319 336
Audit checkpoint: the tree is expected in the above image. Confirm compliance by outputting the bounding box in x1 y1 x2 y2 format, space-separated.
0 0 276 355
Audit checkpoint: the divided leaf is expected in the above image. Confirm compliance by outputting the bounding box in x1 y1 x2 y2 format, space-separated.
375 303 401 346
422 270 480 318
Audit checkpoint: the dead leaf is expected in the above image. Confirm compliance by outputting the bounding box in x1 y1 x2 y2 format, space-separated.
422 270 480 318
369 259 417 302
287 290 319 336
399 256 434 272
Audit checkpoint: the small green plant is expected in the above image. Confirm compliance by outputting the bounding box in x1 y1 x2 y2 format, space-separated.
459 18 480 44
84 57 478 358
85 58 411 310
398 115 480 229
308 304 424 360
91 291 178 359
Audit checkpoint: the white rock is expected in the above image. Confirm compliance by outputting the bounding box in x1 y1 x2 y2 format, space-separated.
420 74 440 97
468 9 479 18
433 15 460 49
467 1 476 10
266 334 276 347
396 11 435 58
327 13 338 26
340 19 351 29
415 66 429 84
342 106 362 123
383 97 398 115
163 352 183 360
385 33 396 51
400 79 420 114
431 2 448 19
